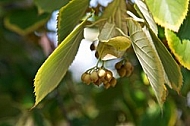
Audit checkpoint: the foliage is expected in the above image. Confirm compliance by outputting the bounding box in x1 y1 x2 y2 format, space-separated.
1 0 190 125
33 0 184 108
145 0 189 32
33 17 88 108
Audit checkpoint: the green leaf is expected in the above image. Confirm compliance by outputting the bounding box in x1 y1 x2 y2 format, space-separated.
97 36 131 60
96 0 128 34
34 0 70 13
165 29 190 70
127 18 167 106
134 0 158 34
33 17 88 108
149 29 183 92
177 11 190 40
145 0 189 32
98 22 116 41
4 7 49 35
97 42 122 60
142 26 171 88
106 36 131 51
57 0 89 44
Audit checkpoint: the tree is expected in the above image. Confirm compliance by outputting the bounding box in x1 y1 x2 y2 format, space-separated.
1 0 190 125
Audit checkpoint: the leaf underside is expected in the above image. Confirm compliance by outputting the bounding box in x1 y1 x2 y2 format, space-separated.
127 18 167 106
135 0 182 93
149 29 183 92
134 0 158 34
33 18 87 108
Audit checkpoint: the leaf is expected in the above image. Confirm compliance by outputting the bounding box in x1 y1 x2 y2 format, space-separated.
34 0 70 13
57 0 89 44
98 22 116 41
145 0 189 32
177 11 190 40
149 29 183 92
33 18 88 108
127 18 167 106
97 36 131 60
142 26 171 88
96 0 128 34
4 7 49 35
134 0 158 34
165 29 190 70
97 42 122 60
106 36 131 51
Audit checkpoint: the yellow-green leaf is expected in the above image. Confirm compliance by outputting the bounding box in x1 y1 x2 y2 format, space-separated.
165 29 190 70
145 0 189 32
97 36 131 60
33 18 87 108
127 18 167 107
97 42 122 60
106 36 131 51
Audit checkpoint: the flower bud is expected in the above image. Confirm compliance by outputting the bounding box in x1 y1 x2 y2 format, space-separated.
124 61 132 70
90 71 99 82
115 61 123 70
125 69 132 77
90 43 95 51
95 51 99 59
81 73 91 85
117 66 126 77
105 70 113 82
98 69 106 78
104 82 110 89
94 79 102 86
110 77 117 87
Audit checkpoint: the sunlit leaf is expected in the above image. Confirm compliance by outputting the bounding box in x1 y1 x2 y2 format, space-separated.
127 18 167 106
134 0 158 34
57 0 89 44
97 42 122 60
4 7 49 35
165 29 190 70
149 29 183 92
34 0 70 13
33 18 88 108
145 0 189 32
106 36 131 51
97 36 131 60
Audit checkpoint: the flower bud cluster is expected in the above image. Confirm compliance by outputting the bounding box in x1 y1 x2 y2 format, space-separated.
81 67 117 89
115 60 134 77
